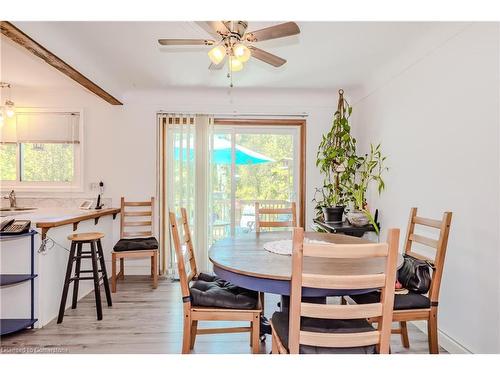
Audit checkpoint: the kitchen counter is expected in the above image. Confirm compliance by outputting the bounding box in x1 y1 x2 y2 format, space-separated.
1 207 119 223
34 207 120 240
1 207 120 328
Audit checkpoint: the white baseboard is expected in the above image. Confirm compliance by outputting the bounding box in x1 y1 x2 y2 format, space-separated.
411 321 472 354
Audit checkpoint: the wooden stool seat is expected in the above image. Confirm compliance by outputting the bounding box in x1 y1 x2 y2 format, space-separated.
68 232 105 242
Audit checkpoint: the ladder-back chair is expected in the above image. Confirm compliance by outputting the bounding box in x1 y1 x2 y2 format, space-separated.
254 201 297 313
348 208 452 353
255 201 297 233
271 227 399 354
111 197 158 292
170 208 262 354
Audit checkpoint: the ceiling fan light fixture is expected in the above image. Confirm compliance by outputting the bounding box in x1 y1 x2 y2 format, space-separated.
229 58 244 72
208 45 226 65
0 82 15 119
233 43 251 63
4 99 15 118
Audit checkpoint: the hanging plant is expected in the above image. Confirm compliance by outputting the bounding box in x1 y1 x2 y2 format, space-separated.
314 89 357 222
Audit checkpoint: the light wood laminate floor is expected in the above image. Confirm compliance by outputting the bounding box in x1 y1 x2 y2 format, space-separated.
0 276 446 354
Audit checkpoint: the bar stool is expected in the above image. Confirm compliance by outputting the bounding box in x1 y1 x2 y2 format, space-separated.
57 232 112 324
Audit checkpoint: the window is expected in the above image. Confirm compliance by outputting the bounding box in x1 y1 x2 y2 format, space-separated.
211 125 300 239
0 110 82 191
0 143 17 181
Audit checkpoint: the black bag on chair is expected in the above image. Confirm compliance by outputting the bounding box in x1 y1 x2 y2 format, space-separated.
397 255 433 294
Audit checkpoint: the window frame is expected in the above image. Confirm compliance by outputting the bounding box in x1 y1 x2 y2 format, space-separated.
0 108 84 193
212 118 306 228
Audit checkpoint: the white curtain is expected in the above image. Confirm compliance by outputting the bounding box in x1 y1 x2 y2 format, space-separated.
162 113 213 275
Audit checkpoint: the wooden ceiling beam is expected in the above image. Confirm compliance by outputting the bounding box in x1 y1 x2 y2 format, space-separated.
0 21 123 105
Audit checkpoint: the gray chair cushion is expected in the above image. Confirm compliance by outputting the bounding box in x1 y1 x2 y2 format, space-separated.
349 291 430 310
271 311 377 354
190 273 258 310
113 237 159 251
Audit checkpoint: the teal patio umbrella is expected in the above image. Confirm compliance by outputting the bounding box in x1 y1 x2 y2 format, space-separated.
174 136 274 165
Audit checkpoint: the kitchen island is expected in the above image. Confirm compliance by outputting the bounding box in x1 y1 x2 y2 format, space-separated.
1 207 120 328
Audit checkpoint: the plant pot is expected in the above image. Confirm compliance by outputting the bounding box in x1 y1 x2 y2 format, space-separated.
346 209 370 227
322 206 344 223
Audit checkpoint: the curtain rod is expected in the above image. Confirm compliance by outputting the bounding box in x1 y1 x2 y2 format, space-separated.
157 111 308 118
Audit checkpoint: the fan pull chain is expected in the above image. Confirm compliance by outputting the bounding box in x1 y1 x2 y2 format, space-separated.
227 56 234 88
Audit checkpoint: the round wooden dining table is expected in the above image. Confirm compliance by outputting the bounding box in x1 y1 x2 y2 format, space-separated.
209 231 403 297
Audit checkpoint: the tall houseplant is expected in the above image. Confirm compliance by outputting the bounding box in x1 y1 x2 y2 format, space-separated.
314 89 357 222
344 143 387 234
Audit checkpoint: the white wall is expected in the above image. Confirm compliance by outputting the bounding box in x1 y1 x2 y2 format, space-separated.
352 23 500 353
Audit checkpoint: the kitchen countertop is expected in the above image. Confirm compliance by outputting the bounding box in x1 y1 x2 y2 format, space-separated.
1 207 119 223
1 207 120 239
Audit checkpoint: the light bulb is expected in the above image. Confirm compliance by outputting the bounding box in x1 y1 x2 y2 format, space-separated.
229 58 244 72
5 100 15 118
233 43 251 62
208 45 226 65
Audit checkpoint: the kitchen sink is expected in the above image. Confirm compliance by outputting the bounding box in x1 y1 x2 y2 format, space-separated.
0 207 37 212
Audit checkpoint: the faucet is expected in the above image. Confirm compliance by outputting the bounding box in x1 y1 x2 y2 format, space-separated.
3 190 17 208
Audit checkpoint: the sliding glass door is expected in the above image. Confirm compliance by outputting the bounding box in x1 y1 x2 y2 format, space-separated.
160 115 304 275
209 125 300 244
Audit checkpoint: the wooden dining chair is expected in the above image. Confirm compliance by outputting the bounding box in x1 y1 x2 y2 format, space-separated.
347 208 452 354
255 201 297 233
254 201 297 313
169 208 262 354
111 197 158 292
271 227 399 354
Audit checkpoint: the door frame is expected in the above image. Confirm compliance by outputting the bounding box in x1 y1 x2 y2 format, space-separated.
158 117 306 275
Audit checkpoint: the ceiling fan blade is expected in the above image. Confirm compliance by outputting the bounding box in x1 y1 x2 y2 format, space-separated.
244 22 300 42
195 21 230 39
248 46 286 67
158 39 215 46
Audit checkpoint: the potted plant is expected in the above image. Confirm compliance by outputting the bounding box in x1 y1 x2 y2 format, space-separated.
344 143 387 234
314 89 357 222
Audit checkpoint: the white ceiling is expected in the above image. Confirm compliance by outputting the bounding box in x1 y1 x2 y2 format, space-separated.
3 22 462 96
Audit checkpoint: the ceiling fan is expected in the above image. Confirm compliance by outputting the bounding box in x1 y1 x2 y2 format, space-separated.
158 21 300 74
